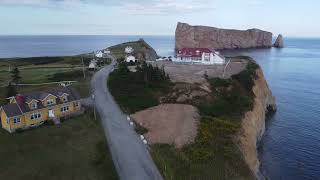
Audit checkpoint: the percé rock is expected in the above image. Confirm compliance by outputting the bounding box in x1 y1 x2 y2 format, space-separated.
175 22 273 50
273 34 284 48
238 67 276 178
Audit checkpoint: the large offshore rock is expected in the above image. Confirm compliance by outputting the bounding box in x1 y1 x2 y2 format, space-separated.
273 34 284 48
175 22 273 50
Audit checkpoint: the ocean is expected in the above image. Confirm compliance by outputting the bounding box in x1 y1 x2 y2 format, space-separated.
1 35 319 179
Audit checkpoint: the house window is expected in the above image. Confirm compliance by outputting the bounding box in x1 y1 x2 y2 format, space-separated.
13 117 21 124
31 113 41 120
62 96 68 102
74 102 79 107
61 106 70 112
31 102 37 109
47 99 54 106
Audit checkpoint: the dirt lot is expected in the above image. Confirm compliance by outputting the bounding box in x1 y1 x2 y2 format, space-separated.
150 58 247 84
131 104 200 148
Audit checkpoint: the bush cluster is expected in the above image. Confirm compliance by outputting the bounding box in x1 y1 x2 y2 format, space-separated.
108 62 171 113
48 70 85 81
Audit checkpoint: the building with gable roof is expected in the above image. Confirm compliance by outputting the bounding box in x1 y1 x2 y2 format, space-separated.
175 48 225 65
0 87 82 133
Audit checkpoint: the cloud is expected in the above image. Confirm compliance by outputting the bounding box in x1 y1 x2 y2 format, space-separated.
0 0 214 14
120 0 214 15
0 0 90 8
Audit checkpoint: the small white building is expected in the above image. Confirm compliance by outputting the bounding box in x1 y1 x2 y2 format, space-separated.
89 59 98 70
125 46 134 54
126 55 136 63
95 50 104 58
175 48 225 65
104 49 111 55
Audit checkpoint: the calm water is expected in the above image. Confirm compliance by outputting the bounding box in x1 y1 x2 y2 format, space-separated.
0 35 175 58
1 36 319 179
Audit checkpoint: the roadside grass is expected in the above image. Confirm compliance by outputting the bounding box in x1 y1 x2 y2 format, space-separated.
0 109 118 180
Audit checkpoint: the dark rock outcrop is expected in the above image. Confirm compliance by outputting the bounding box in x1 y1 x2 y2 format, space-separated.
138 38 159 61
175 22 273 50
273 34 284 48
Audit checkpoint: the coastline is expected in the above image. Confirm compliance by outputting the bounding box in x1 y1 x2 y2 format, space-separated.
237 65 276 179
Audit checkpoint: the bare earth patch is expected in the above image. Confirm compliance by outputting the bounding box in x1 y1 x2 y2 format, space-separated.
131 104 200 148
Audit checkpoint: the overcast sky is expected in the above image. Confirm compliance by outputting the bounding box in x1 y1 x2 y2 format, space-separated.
0 0 319 37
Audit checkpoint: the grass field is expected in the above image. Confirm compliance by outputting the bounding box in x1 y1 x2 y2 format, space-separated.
0 110 118 180
0 55 111 105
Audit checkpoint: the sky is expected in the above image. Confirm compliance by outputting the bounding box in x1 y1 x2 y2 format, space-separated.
0 0 319 37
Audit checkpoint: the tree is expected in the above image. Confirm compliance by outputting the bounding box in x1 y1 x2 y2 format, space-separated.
6 82 17 98
10 67 21 84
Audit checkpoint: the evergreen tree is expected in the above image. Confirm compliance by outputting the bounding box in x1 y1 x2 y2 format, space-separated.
6 82 17 98
10 67 21 84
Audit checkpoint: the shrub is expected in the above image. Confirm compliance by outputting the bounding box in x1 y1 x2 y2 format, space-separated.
209 78 231 88
231 61 259 91
48 70 85 81
108 62 171 113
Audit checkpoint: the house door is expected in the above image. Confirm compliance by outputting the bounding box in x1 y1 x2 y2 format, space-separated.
49 110 55 118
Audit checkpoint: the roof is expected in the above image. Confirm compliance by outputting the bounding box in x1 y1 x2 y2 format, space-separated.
177 48 213 57
1 87 80 118
1 103 22 117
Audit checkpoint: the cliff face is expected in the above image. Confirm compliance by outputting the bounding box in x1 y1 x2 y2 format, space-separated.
138 38 159 61
273 34 284 48
175 22 273 50
238 68 276 177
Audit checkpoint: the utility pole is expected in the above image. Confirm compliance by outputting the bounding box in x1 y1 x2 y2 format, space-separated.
92 93 96 121
81 56 86 80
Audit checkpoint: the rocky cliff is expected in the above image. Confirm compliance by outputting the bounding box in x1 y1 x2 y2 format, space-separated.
175 22 273 50
238 68 276 178
137 38 159 61
273 34 284 48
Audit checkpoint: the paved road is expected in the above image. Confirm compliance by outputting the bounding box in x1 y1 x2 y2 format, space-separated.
91 59 163 180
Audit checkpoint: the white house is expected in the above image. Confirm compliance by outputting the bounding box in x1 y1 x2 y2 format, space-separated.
104 49 111 54
125 46 134 54
126 55 136 63
175 48 225 65
89 59 98 70
95 50 104 58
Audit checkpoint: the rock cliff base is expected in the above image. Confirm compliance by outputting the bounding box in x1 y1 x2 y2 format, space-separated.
238 68 276 178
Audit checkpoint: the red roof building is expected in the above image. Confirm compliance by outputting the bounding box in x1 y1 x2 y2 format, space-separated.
175 48 225 65
177 48 213 58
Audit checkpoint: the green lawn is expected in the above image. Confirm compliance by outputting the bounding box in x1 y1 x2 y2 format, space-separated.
0 110 118 180
0 58 104 104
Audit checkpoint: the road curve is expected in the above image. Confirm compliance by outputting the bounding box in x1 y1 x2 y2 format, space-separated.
91 59 163 180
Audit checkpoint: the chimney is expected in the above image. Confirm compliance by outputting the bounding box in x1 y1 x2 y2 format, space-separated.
16 94 25 105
